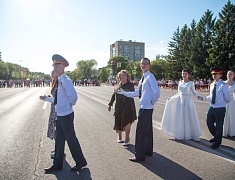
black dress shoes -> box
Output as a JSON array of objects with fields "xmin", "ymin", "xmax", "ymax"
[
  {"xmin": 71, "ymin": 162, "xmax": 87, "ymax": 171},
  {"xmin": 209, "ymin": 138, "xmax": 215, "ymax": 143},
  {"xmin": 210, "ymin": 143, "xmax": 220, "ymax": 149},
  {"xmin": 129, "ymin": 157, "xmax": 145, "ymax": 162},
  {"xmin": 44, "ymin": 165, "xmax": 62, "ymax": 172}
]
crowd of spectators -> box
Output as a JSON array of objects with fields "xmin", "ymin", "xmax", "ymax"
[
  {"xmin": 0, "ymin": 79, "xmax": 51, "ymax": 88},
  {"xmin": 72, "ymin": 79, "xmax": 101, "ymax": 86},
  {"xmin": 1, "ymin": 77, "xmax": 212, "ymax": 92},
  {"xmin": 158, "ymin": 78, "xmax": 212, "ymax": 91},
  {"xmin": 107, "ymin": 78, "xmax": 212, "ymax": 92}
]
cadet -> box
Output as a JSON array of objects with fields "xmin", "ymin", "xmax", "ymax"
[{"xmin": 198, "ymin": 67, "xmax": 230, "ymax": 149}]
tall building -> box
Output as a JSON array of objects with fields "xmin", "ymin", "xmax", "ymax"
[{"xmin": 110, "ymin": 40, "xmax": 145, "ymax": 61}]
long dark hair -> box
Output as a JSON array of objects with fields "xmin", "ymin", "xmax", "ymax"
[{"xmin": 50, "ymin": 71, "xmax": 58, "ymax": 94}]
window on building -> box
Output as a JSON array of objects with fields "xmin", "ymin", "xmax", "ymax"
[
  {"xmin": 124, "ymin": 45, "xmax": 129, "ymax": 53},
  {"xmin": 135, "ymin": 45, "xmax": 140, "ymax": 50},
  {"xmin": 112, "ymin": 47, "xmax": 116, "ymax": 56}
]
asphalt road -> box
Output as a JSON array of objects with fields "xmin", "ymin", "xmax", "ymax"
[{"xmin": 0, "ymin": 85, "xmax": 234, "ymax": 180}]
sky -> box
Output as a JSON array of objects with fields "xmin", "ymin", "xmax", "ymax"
[{"xmin": 0, "ymin": 0, "xmax": 234, "ymax": 75}]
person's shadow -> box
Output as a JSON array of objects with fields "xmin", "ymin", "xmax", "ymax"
[
  {"xmin": 223, "ymin": 135, "xmax": 235, "ymax": 141},
  {"xmin": 171, "ymin": 138, "xmax": 235, "ymax": 161},
  {"xmin": 125, "ymin": 144, "xmax": 202, "ymax": 179},
  {"xmin": 45, "ymin": 159, "xmax": 92, "ymax": 180}
]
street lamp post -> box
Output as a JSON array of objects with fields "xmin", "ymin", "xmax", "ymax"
[{"xmin": 133, "ymin": 65, "xmax": 137, "ymax": 80}]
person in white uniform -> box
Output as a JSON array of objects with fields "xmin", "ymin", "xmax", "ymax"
[
  {"xmin": 43, "ymin": 54, "xmax": 87, "ymax": 172},
  {"xmin": 117, "ymin": 58, "xmax": 160, "ymax": 162},
  {"xmin": 198, "ymin": 67, "xmax": 230, "ymax": 149}
]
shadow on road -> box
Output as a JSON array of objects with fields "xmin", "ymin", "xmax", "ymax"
[
  {"xmin": 45, "ymin": 159, "xmax": 92, "ymax": 180},
  {"xmin": 125, "ymin": 144, "xmax": 202, "ymax": 179},
  {"xmin": 223, "ymin": 135, "xmax": 235, "ymax": 141},
  {"xmin": 170, "ymin": 138, "xmax": 235, "ymax": 162}
]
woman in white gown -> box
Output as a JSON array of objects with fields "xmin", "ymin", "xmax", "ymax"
[
  {"xmin": 223, "ymin": 70, "xmax": 235, "ymax": 137},
  {"xmin": 161, "ymin": 69, "xmax": 201, "ymax": 141}
]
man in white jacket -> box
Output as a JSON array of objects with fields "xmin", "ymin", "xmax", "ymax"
[
  {"xmin": 42, "ymin": 54, "xmax": 87, "ymax": 172},
  {"xmin": 117, "ymin": 58, "xmax": 160, "ymax": 162}
]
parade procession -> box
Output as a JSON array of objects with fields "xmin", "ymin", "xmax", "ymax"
[{"xmin": 0, "ymin": 0, "xmax": 235, "ymax": 179}]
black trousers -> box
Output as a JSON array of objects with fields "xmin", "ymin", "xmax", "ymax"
[
  {"xmin": 206, "ymin": 107, "xmax": 226, "ymax": 145},
  {"xmin": 135, "ymin": 109, "xmax": 153, "ymax": 160},
  {"xmin": 53, "ymin": 112, "xmax": 86, "ymax": 168}
]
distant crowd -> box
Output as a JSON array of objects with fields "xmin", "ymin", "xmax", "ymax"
[
  {"xmin": 72, "ymin": 79, "xmax": 100, "ymax": 86},
  {"xmin": 0, "ymin": 79, "xmax": 51, "ymax": 88},
  {"xmin": 107, "ymin": 78, "xmax": 213, "ymax": 92},
  {"xmin": 1, "ymin": 77, "xmax": 213, "ymax": 91},
  {"xmin": 0, "ymin": 78, "xmax": 101, "ymax": 88},
  {"xmin": 158, "ymin": 78, "xmax": 212, "ymax": 91}
]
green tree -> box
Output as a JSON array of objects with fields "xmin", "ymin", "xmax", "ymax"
[
  {"xmin": 150, "ymin": 57, "xmax": 168, "ymax": 80},
  {"xmin": 66, "ymin": 71, "xmax": 78, "ymax": 81},
  {"xmin": 191, "ymin": 10, "xmax": 216, "ymax": 79},
  {"xmin": 125, "ymin": 60, "xmax": 142, "ymax": 80},
  {"xmin": 207, "ymin": 0, "xmax": 235, "ymax": 72},
  {"xmin": 167, "ymin": 27, "xmax": 185, "ymax": 80},
  {"xmin": 108, "ymin": 56, "xmax": 128, "ymax": 78},
  {"xmin": 76, "ymin": 59, "xmax": 98, "ymax": 79},
  {"xmin": 99, "ymin": 68, "xmax": 109, "ymax": 82},
  {"xmin": 0, "ymin": 61, "xmax": 8, "ymax": 79}
]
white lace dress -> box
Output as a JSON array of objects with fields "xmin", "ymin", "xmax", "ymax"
[
  {"xmin": 161, "ymin": 81, "xmax": 201, "ymax": 141},
  {"xmin": 223, "ymin": 83, "xmax": 235, "ymax": 137}
]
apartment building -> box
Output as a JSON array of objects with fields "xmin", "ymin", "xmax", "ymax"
[{"xmin": 110, "ymin": 40, "xmax": 145, "ymax": 61}]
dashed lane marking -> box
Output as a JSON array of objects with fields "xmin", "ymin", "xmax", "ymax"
[
  {"xmin": 153, "ymin": 120, "xmax": 161, "ymax": 130},
  {"xmin": 77, "ymin": 90, "xmax": 113, "ymax": 108}
]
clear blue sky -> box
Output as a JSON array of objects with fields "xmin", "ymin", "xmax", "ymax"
[{"xmin": 0, "ymin": 0, "xmax": 234, "ymax": 74}]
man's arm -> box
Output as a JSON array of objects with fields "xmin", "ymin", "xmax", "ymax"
[
  {"xmin": 149, "ymin": 74, "xmax": 160, "ymax": 104},
  {"xmin": 63, "ymin": 79, "xmax": 78, "ymax": 106},
  {"xmin": 123, "ymin": 89, "xmax": 139, "ymax": 98}
]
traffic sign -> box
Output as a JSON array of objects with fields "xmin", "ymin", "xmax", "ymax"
[
  {"xmin": 117, "ymin": 63, "xmax": 121, "ymax": 67},
  {"xmin": 132, "ymin": 70, "xmax": 136, "ymax": 74}
]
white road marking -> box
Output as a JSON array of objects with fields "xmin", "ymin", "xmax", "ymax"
[
  {"xmin": 157, "ymin": 101, "xmax": 166, "ymax": 105},
  {"xmin": 153, "ymin": 120, "xmax": 161, "ymax": 130},
  {"xmin": 43, "ymin": 102, "xmax": 47, "ymax": 109},
  {"xmin": 77, "ymin": 90, "xmax": 112, "ymax": 107}
]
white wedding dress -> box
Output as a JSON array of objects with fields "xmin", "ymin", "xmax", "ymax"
[
  {"xmin": 161, "ymin": 81, "xmax": 201, "ymax": 141},
  {"xmin": 223, "ymin": 83, "xmax": 235, "ymax": 137}
]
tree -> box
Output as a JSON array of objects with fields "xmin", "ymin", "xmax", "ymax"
[
  {"xmin": 150, "ymin": 57, "xmax": 168, "ymax": 80},
  {"xmin": 167, "ymin": 27, "xmax": 185, "ymax": 80},
  {"xmin": 0, "ymin": 61, "xmax": 8, "ymax": 79},
  {"xmin": 108, "ymin": 56, "xmax": 128, "ymax": 78},
  {"xmin": 76, "ymin": 59, "xmax": 98, "ymax": 79},
  {"xmin": 191, "ymin": 10, "xmax": 216, "ymax": 79},
  {"xmin": 207, "ymin": 0, "xmax": 235, "ymax": 72},
  {"xmin": 99, "ymin": 68, "xmax": 109, "ymax": 82}
]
